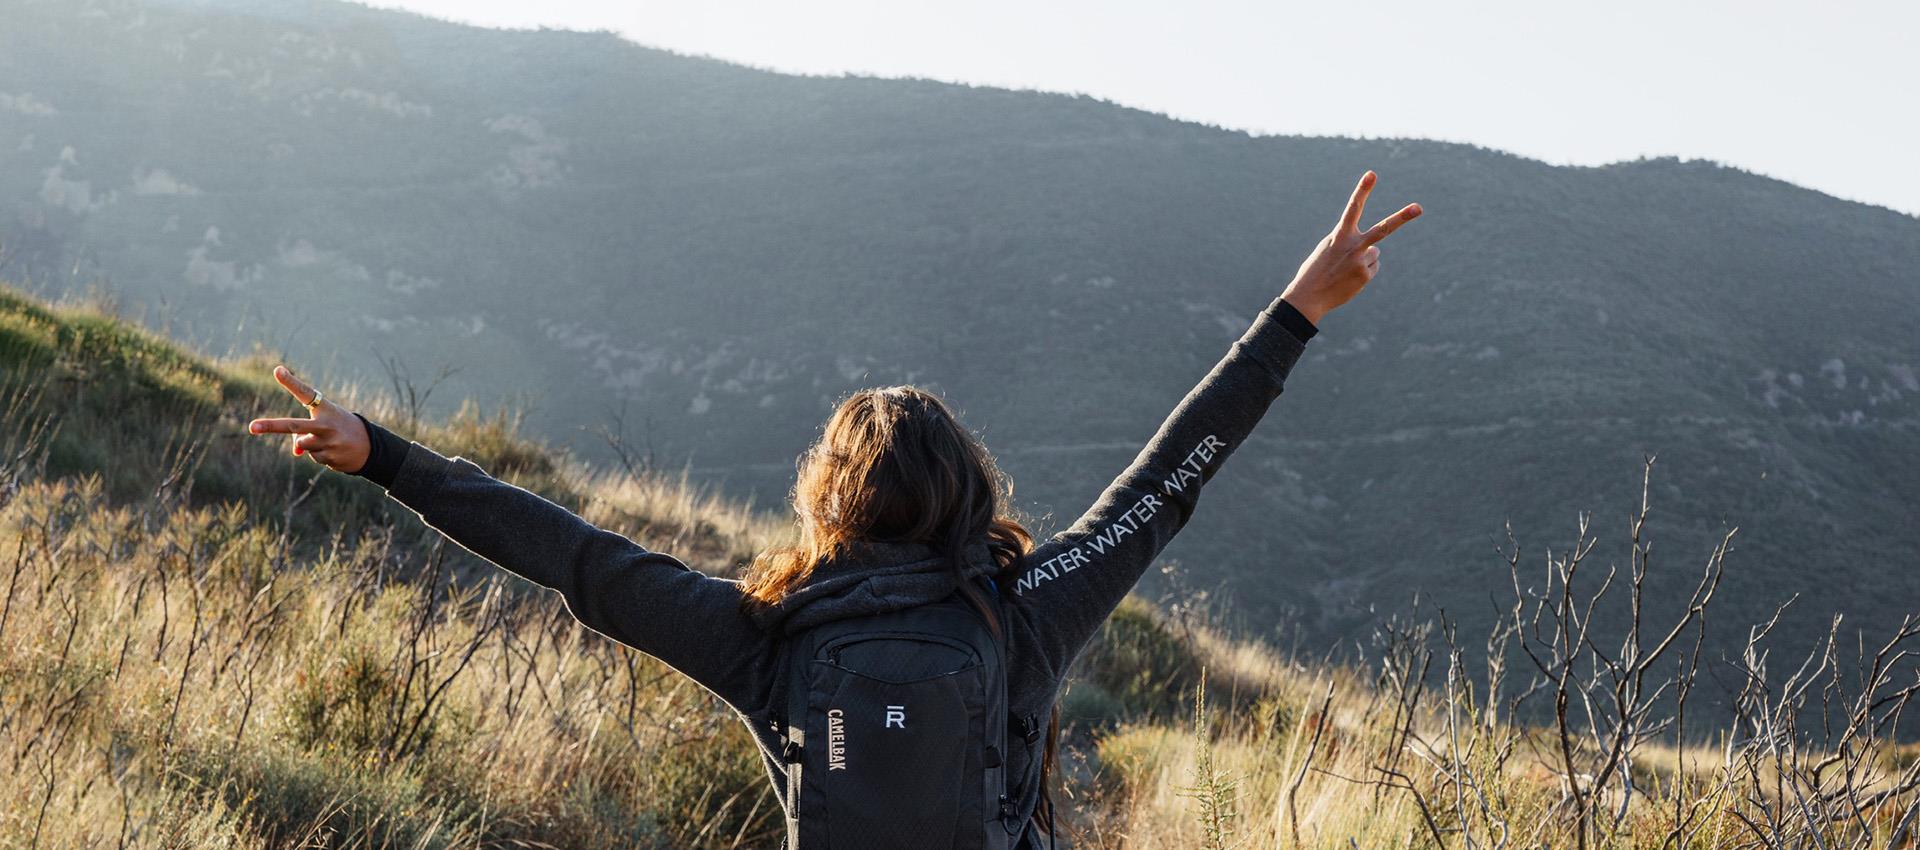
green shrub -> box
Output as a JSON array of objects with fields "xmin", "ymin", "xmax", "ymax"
[
  {"xmin": 172, "ymin": 740, "xmax": 478, "ymax": 850},
  {"xmin": 1072, "ymin": 595, "xmax": 1203, "ymax": 720},
  {"xmin": 1061, "ymin": 680, "xmax": 1131, "ymax": 731}
]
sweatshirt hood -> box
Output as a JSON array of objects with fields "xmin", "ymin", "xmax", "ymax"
[{"xmin": 747, "ymin": 539, "xmax": 1003, "ymax": 635}]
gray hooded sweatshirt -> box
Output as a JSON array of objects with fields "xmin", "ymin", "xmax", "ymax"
[{"xmin": 361, "ymin": 294, "xmax": 1315, "ymax": 846}]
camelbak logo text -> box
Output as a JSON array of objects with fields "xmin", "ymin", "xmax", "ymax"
[
  {"xmin": 885, "ymin": 705, "xmax": 906, "ymax": 729},
  {"xmin": 826, "ymin": 709, "xmax": 847, "ymax": 770},
  {"xmin": 1015, "ymin": 434, "xmax": 1227, "ymax": 595}
]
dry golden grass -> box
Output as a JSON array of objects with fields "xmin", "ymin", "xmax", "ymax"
[
  {"xmin": 1063, "ymin": 596, "xmax": 1920, "ymax": 849},
  {"xmin": 0, "ymin": 471, "xmax": 784, "ymax": 848}
]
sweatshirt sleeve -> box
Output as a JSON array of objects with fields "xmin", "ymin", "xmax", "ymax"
[
  {"xmin": 379, "ymin": 439, "xmax": 776, "ymax": 711},
  {"xmin": 1007, "ymin": 295, "xmax": 1315, "ymax": 677},
  {"xmin": 348, "ymin": 413, "xmax": 409, "ymax": 487}
]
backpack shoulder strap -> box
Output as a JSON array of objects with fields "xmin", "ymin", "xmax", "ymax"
[{"xmin": 774, "ymin": 631, "xmax": 812, "ymax": 849}]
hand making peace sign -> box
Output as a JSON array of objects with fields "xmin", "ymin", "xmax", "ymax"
[
  {"xmin": 1279, "ymin": 170, "xmax": 1422, "ymax": 324},
  {"xmin": 246, "ymin": 365, "xmax": 373, "ymax": 473}
]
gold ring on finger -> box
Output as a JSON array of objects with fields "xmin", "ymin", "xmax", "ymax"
[{"xmin": 304, "ymin": 390, "xmax": 325, "ymax": 411}]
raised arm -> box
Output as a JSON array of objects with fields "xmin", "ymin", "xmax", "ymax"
[
  {"xmin": 1008, "ymin": 171, "xmax": 1421, "ymax": 675},
  {"xmin": 247, "ymin": 369, "xmax": 775, "ymax": 710}
]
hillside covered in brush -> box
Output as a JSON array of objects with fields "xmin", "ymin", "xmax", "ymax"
[
  {"xmin": 2, "ymin": 0, "xmax": 1918, "ymax": 670},
  {"xmin": 6, "ymin": 285, "xmax": 1920, "ymax": 849}
]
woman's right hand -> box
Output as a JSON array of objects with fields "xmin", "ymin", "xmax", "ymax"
[
  {"xmin": 1280, "ymin": 170, "xmax": 1422, "ymax": 324},
  {"xmin": 246, "ymin": 364, "xmax": 373, "ymax": 474}
]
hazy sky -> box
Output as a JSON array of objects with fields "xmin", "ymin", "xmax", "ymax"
[{"xmin": 366, "ymin": 0, "xmax": 1918, "ymax": 216}]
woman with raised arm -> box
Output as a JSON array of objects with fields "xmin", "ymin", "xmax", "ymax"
[{"xmin": 248, "ymin": 171, "xmax": 1419, "ymax": 850}]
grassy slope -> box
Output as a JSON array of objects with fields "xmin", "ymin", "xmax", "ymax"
[{"xmin": 4, "ymin": 281, "xmax": 1919, "ymax": 849}]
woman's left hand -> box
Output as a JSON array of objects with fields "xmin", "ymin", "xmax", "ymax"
[
  {"xmin": 246, "ymin": 364, "xmax": 371, "ymax": 474},
  {"xmin": 1280, "ymin": 170, "xmax": 1421, "ymax": 324}
]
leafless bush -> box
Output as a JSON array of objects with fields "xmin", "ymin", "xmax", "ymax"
[
  {"xmin": 588, "ymin": 397, "xmax": 660, "ymax": 482},
  {"xmin": 1321, "ymin": 454, "xmax": 1920, "ymax": 849},
  {"xmin": 0, "ymin": 374, "xmax": 56, "ymax": 507},
  {"xmin": 1716, "ymin": 605, "xmax": 1920, "ymax": 848},
  {"xmin": 375, "ymin": 352, "xmax": 460, "ymax": 431}
]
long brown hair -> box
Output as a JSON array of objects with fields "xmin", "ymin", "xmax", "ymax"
[
  {"xmin": 741, "ymin": 385, "xmax": 1031, "ymax": 602},
  {"xmin": 739, "ymin": 385, "xmax": 1062, "ymax": 835}
]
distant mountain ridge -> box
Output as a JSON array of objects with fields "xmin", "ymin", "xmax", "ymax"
[{"xmin": 3, "ymin": 0, "xmax": 1917, "ymax": 659}]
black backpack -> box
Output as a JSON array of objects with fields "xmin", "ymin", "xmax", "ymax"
[{"xmin": 775, "ymin": 578, "xmax": 1022, "ymax": 849}]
